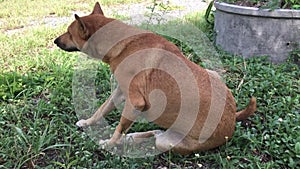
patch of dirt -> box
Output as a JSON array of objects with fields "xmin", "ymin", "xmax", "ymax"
[
  {"xmin": 152, "ymin": 153, "xmax": 208, "ymax": 169},
  {"xmin": 3, "ymin": 16, "xmax": 73, "ymax": 35},
  {"xmin": 33, "ymin": 149, "xmax": 63, "ymax": 168},
  {"xmin": 0, "ymin": 157, "xmax": 5, "ymax": 165},
  {"xmin": 252, "ymin": 149, "xmax": 273, "ymax": 163},
  {"xmin": 3, "ymin": 0, "xmax": 208, "ymax": 35}
]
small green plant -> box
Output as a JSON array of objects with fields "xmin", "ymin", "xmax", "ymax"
[
  {"xmin": 288, "ymin": 48, "xmax": 300, "ymax": 66},
  {"xmin": 145, "ymin": 0, "xmax": 185, "ymax": 26}
]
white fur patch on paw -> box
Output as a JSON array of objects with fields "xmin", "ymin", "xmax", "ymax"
[
  {"xmin": 99, "ymin": 139, "xmax": 109, "ymax": 145},
  {"xmin": 76, "ymin": 119, "xmax": 89, "ymax": 127},
  {"xmin": 99, "ymin": 139, "xmax": 110, "ymax": 149}
]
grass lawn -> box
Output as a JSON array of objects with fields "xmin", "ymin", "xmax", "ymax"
[{"xmin": 0, "ymin": 0, "xmax": 299, "ymax": 168}]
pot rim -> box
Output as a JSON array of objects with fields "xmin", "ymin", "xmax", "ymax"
[{"xmin": 214, "ymin": 1, "xmax": 300, "ymax": 18}]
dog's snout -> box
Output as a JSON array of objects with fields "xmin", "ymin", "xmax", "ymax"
[{"xmin": 53, "ymin": 36, "xmax": 80, "ymax": 52}]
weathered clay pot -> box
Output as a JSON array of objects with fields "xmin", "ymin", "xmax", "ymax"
[{"xmin": 214, "ymin": 1, "xmax": 300, "ymax": 63}]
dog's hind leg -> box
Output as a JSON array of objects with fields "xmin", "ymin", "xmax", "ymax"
[
  {"xmin": 76, "ymin": 86, "xmax": 124, "ymax": 127},
  {"xmin": 117, "ymin": 129, "xmax": 200, "ymax": 155},
  {"xmin": 155, "ymin": 130, "xmax": 200, "ymax": 155},
  {"xmin": 124, "ymin": 130, "xmax": 163, "ymax": 143}
]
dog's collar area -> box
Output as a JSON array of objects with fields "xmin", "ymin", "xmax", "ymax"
[{"xmin": 82, "ymin": 20, "xmax": 151, "ymax": 60}]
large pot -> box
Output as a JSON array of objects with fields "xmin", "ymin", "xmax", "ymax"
[{"xmin": 214, "ymin": 1, "xmax": 300, "ymax": 63}]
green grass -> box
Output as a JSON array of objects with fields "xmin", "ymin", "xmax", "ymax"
[{"xmin": 1, "ymin": 0, "xmax": 300, "ymax": 168}]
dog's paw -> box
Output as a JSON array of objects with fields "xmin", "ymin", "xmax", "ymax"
[
  {"xmin": 99, "ymin": 139, "xmax": 109, "ymax": 145},
  {"xmin": 99, "ymin": 139, "xmax": 111, "ymax": 149},
  {"xmin": 76, "ymin": 119, "xmax": 90, "ymax": 127}
]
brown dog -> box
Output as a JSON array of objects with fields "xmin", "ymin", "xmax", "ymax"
[{"xmin": 54, "ymin": 2, "xmax": 256, "ymax": 155}]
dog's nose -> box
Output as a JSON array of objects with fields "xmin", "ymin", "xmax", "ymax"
[{"xmin": 54, "ymin": 38, "xmax": 59, "ymax": 44}]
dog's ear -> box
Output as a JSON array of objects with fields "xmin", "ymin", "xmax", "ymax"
[
  {"xmin": 75, "ymin": 14, "xmax": 89, "ymax": 39},
  {"xmin": 91, "ymin": 2, "xmax": 104, "ymax": 15}
]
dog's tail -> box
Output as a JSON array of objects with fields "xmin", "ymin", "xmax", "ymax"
[{"xmin": 236, "ymin": 97, "xmax": 257, "ymax": 121}]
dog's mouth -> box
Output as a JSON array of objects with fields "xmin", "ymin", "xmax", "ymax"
[
  {"xmin": 61, "ymin": 46, "xmax": 80, "ymax": 52},
  {"xmin": 54, "ymin": 38, "xmax": 80, "ymax": 52}
]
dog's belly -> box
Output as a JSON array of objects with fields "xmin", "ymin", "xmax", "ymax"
[{"xmin": 140, "ymin": 66, "xmax": 236, "ymax": 143}]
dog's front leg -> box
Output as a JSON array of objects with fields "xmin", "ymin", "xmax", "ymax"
[
  {"xmin": 76, "ymin": 86, "xmax": 124, "ymax": 127},
  {"xmin": 107, "ymin": 94, "xmax": 145, "ymax": 145}
]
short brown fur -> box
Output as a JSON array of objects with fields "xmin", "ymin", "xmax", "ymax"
[{"xmin": 54, "ymin": 2, "xmax": 256, "ymax": 155}]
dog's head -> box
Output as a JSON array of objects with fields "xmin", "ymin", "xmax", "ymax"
[{"xmin": 54, "ymin": 2, "xmax": 111, "ymax": 52}]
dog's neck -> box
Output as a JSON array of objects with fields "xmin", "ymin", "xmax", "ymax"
[{"xmin": 81, "ymin": 20, "xmax": 151, "ymax": 66}]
